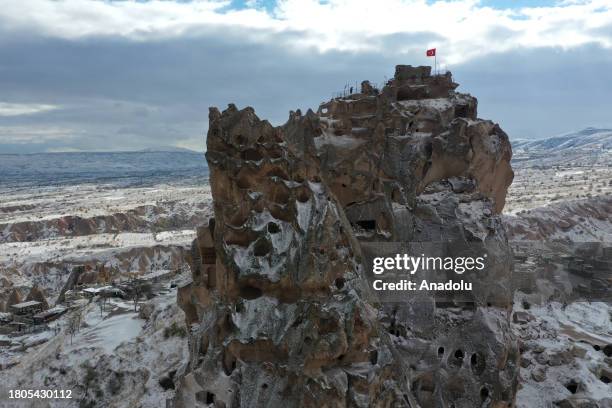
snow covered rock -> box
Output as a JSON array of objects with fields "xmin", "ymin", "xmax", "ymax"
[
  {"xmin": 175, "ymin": 65, "xmax": 518, "ymax": 407},
  {"xmin": 174, "ymin": 103, "xmax": 415, "ymax": 407}
]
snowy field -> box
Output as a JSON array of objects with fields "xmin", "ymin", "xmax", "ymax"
[
  {"xmin": 0, "ymin": 151, "xmax": 211, "ymax": 311},
  {"xmin": 0, "ymin": 182, "xmax": 211, "ymax": 307},
  {"xmin": 507, "ymin": 130, "xmax": 612, "ymax": 215},
  {"xmin": 0, "ymin": 138, "xmax": 610, "ymax": 407},
  {"xmin": 0, "ymin": 282, "xmax": 189, "ymax": 407},
  {"xmin": 514, "ymin": 296, "xmax": 612, "ymax": 406},
  {"xmin": 507, "ymin": 132, "xmax": 612, "ymax": 406},
  {"xmin": 0, "ymin": 183, "xmax": 211, "ymax": 225}
]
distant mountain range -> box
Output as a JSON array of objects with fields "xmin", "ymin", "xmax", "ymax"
[
  {"xmin": 0, "ymin": 150, "xmax": 208, "ymax": 189},
  {"xmin": 137, "ymin": 146, "xmax": 199, "ymax": 153},
  {"xmin": 512, "ymin": 128, "xmax": 612, "ymax": 152},
  {"xmin": 0, "ymin": 144, "xmax": 201, "ymax": 155}
]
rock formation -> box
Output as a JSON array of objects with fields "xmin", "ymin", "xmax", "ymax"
[
  {"xmin": 504, "ymin": 196, "xmax": 612, "ymax": 242},
  {"xmin": 25, "ymin": 285, "xmax": 49, "ymax": 310},
  {"xmin": 175, "ymin": 65, "xmax": 518, "ymax": 407},
  {"xmin": 3, "ymin": 288, "xmax": 22, "ymax": 312}
]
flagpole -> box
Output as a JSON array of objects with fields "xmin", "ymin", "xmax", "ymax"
[{"xmin": 426, "ymin": 48, "xmax": 437, "ymax": 74}]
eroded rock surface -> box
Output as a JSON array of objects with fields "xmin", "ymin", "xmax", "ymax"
[
  {"xmin": 504, "ymin": 196, "xmax": 612, "ymax": 242},
  {"xmin": 175, "ymin": 104, "xmax": 415, "ymax": 407},
  {"xmin": 175, "ymin": 65, "xmax": 518, "ymax": 407}
]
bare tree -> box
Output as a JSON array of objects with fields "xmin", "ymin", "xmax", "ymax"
[
  {"xmin": 98, "ymin": 297, "xmax": 105, "ymax": 317},
  {"xmin": 133, "ymin": 283, "xmax": 141, "ymax": 313},
  {"xmin": 67, "ymin": 308, "xmax": 83, "ymax": 345}
]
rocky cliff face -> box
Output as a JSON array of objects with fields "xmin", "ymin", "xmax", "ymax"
[
  {"xmin": 504, "ymin": 196, "xmax": 612, "ymax": 242},
  {"xmin": 174, "ymin": 65, "xmax": 518, "ymax": 407}
]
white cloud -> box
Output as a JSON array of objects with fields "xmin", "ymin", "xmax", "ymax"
[
  {"xmin": 0, "ymin": 0, "xmax": 275, "ymax": 39},
  {"xmin": 0, "ymin": 102, "xmax": 59, "ymax": 117},
  {"xmin": 1, "ymin": 1, "xmax": 611, "ymax": 152},
  {"xmin": 0, "ymin": 0, "xmax": 610, "ymax": 63}
]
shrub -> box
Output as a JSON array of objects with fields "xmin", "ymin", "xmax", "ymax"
[{"xmin": 163, "ymin": 322, "xmax": 187, "ymax": 338}]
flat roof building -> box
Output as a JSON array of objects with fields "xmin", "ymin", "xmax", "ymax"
[{"xmin": 10, "ymin": 300, "xmax": 44, "ymax": 316}]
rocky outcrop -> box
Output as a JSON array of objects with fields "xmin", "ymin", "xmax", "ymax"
[
  {"xmin": 512, "ymin": 296, "xmax": 612, "ymax": 407},
  {"xmin": 504, "ymin": 196, "xmax": 612, "ymax": 242},
  {"xmin": 2, "ymin": 288, "xmax": 22, "ymax": 312},
  {"xmin": 175, "ymin": 104, "xmax": 415, "ymax": 407},
  {"xmin": 0, "ymin": 244, "xmax": 190, "ymax": 308},
  {"xmin": 0, "ymin": 202, "xmax": 211, "ymax": 243},
  {"xmin": 24, "ymin": 285, "xmax": 49, "ymax": 309},
  {"xmin": 175, "ymin": 65, "xmax": 518, "ymax": 407}
]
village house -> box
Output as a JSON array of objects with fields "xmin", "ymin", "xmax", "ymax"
[
  {"xmin": 33, "ymin": 305, "xmax": 68, "ymax": 324},
  {"xmin": 82, "ymin": 285, "xmax": 126, "ymax": 299},
  {"xmin": 10, "ymin": 300, "xmax": 44, "ymax": 316}
]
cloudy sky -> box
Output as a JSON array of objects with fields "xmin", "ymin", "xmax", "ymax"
[{"xmin": 1, "ymin": 0, "xmax": 611, "ymax": 153}]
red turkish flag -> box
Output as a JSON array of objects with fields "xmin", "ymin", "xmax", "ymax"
[{"xmin": 426, "ymin": 48, "xmax": 436, "ymax": 57}]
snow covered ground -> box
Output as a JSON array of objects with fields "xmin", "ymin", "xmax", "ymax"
[
  {"xmin": 513, "ymin": 295, "xmax": 612, "ymax": 407},
  {"xmin": 0, "ymin": 283, "xmax": 189, "ymax": 408},
  {"xmin": 0, "ymin": 153, "xmax": 205, "ymax": 406},
  {"xmin": 507, "ymin": 129, "xmax": 612, "ymax": 215},
  {"xmin": 0, "ymin": 183, "xmax": 212, "ymax": 242},
  {"xmin": 506, "ymin": 163, "xmax": 612, "ymax": 215},
  {"xmin": 0, "ymin": 180, "xmax": 211, "ymax": 308},
  {"xmin": 0, "ymin": 133, "xmax": 610, "ymax": 407},
  {"xmin": 0, "ymin": 230, "xmax": 196, "ymax": 264},
  {"xmin": 506, "ymin": 130, "xmax": 612, "ymax": 407}
]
